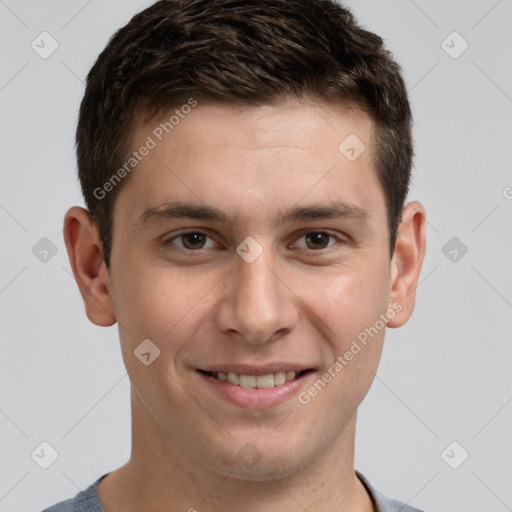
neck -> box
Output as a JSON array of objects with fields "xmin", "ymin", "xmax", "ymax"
[{"xmin": 98, "ymin": 388, "xmax": 374, "ymax": 512}]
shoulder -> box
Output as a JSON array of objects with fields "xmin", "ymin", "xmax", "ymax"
[
  {"xmin": 356, "ymin": 470, "xmax": 427, "ymax": 512},
  {"xmin": 41, "ymin": 474, "xmax": 108, "ymax": 512},
  {"xmin": 42, "ymin": 498, "xmax": 77, "ymax": 512}
]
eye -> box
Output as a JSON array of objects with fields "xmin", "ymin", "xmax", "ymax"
[
  {"xmin": 293, "ymin": 231, "xmax": 344, "ymax": 251},
  {"xmin": 164, "ymin": 231, "xmax": 218, "ymax": 251},
  {"xmin": 162, "ymin": 229, "xmax": 346, "ymax": 254}
]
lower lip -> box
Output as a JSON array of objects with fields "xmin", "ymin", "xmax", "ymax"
[{"xmin": 197, "ymin": 371, "xmax": 313, "ymax": 409}]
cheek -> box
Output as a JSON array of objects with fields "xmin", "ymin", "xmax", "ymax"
[
  {"xmin": 298, "ymin": 257, "xmax": 390, "ymax": 347},
  {"xmin": 113, "ymin": 263, "xmax": 225, "ymax": 371},
  {"xmin": 296, "ymin": 265, "xmax": 389, "ymax": 424}
]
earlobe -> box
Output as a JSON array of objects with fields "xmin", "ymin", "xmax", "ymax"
[
  {"xmin": 63, "ymin": 206, "xmax": 116, "ymax": 327},
  {"xmin": 387, "ymin": 201, "xmax": 426, "ymax": 328}
]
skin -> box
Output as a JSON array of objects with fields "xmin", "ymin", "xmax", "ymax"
[{"xmin": 63, "ymin": 98, "xmax": 426, "ymax": 512}]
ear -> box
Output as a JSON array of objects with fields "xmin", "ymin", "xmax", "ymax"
[
  {"xmin": 387, "ymin": 201, "xmax": 426, "ymax": 328},
  {"xmin": 63, "ymin": 206, "xmax": 116, "ymax": 326}
]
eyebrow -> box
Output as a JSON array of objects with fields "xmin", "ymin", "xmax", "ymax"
[{"xmin": 135, "ymin": 199, "xmax": 370, "ymax": 230}]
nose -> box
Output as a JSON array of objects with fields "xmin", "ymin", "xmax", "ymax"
[{"xmin": 215, "ymin": 246, "xmax": 299, "ymax": 345}]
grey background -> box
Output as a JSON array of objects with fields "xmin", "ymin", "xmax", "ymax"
[{"xmin": 0, "ymin": 0, "xmax": 511, "ymax": 510}]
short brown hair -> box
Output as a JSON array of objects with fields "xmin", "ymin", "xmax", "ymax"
[{"xmin": 76, "ymin": 0, "xmax": 413, "ymax": 269}]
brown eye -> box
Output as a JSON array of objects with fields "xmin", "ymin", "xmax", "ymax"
[
  {"xmin": 294, "ymin": 231, "xmax": 340, "ymax": 251},
  {"xmin": 181, "ymin": 232, "xmax": 207, "ymax": 250},
  {"xmin": 304, "ymin": 232, "xmax": 331, "ymax": 250},
  {"xmin": 165, "ymin": 231, "xmax": 217, "ymax": 251}
]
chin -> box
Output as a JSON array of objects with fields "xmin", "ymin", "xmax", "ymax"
[{"xmin": 202, "ymin": 438, "xmax": 309, "ymax": 482}]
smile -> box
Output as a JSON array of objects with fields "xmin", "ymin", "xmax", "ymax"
[
  {"xmin": 198, "ymin": 370, "xmax": 308, "ymax": 388},
  {"xmin": 196, "ymin": 368, "xmax": 314, "ymax": 408}
]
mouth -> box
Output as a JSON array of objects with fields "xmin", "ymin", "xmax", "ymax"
[
  {"xmin": 197, "ymin": 369, "xmax": 313, "ymax": 389},
  {"xmin": 196, "ymin": 366, "xmax": 315, "ymax": 408}
]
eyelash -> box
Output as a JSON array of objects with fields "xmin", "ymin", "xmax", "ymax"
[{"xmin": 162, "ymin": 229, "xmax": 347, "ymax": 254}]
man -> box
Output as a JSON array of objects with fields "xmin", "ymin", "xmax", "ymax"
[{"xmin": 45, "ymin": 0, "xmax": 427, "ymax": 510}]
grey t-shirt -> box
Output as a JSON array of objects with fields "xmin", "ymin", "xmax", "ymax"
[{"xmin": 42, "ymin": 470, "xmax": 425, "ymax": 511}]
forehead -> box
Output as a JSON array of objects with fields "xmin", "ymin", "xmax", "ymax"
[{"xmin": 114, "ymin": 99, "xmax": 385, "ymax": 230}]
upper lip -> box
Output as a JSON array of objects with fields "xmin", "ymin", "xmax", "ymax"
[{"xmin": 197, "ymin": 363, "xmax": 313, "ymax": 376}]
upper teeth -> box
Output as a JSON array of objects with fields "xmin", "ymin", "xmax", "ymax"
[{"xmin": 215, "ymin": 371, "xmax": 300, "ymax": 388}]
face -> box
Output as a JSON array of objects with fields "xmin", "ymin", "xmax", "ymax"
[{"xmin": 104, "ymin": 100, "xmax": 399, "ymax": 479}]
